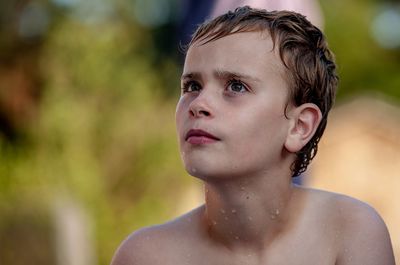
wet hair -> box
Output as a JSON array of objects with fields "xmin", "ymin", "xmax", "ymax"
[{"xmin": 185, "ymin": 6, "xmax": 339, "ymax": 177}]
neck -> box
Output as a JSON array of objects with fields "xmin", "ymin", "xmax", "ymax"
[{"xmin": 202, "ymin": 171, "xmax": 295, "ymax": 250}]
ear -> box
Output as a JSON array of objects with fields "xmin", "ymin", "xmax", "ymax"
[{"xmin": 284, "ymin": 103, "xmax": 322, "ymax": 153}]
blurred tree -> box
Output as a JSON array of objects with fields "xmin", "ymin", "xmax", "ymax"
[
  {"xmin": 0, "ymin": 0, "xmax": 48, "ymax": 141},
  {"xmin": 0, "ymin": 1, "xmax": 187, "ymax": 264},
  {"xmin": 320, "ymin": 0, "xmax": 400, "ymax": 101},
  {"xmin": 1, "ymin": 0, "xmax": 400, "ymax": 264}
]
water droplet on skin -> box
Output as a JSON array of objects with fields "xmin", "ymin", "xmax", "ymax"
[
  {"xmin": 240, "ymin": 186, "xmax": 245, "ymax": 190},
  {"xmin": 235, "ymin": 236, "xmax": 240, "ymax": 240},
  {"xmin": 224, "ymin": 216, "xmax": 228, "ymax": 220},
  {"xmin": 220, "ymin": 209, "xmax": 226, "ymax": 214},
  {"xmin": 269, "ymin": 208, "xmax": 280, "ymax": 220},
  {"xmin": 231, "ymin": 209, "xmax": 237, "ymax": 214},
  {"xmin": 212, "ymin": 220, "xmax": 217, "ymax": 225},
  {"xmin": 191, "ymin": 168, "xmax": 197, "ymax": 173},
  {"xmin": 248, "ymin": 216, "xmax": 253, "ymax": 221}
]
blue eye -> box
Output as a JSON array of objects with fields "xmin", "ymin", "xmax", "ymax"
[
  {"xmin": 182, "ymin": 81, "xmax": 201, "ymax": 93},
  {"xmin": 227, "ymin": 79, "xmax": 248, "ymax": 93}
]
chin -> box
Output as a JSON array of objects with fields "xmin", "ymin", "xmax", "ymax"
[
  {"xmin": 183, "ymin": 160, "xmax": 246, "ymax": 181},
  {"xmin": 183, "ymin": 160, "xmax": 213, "ymax": 179},
  {"xmin": 183, "ymin": 160, "xmax": 222, "ymax": 180}
]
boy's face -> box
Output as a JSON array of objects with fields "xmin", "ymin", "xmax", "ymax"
[{"xmin": 176, "ymin": 31, "xmax": 293, "ymax": 179}]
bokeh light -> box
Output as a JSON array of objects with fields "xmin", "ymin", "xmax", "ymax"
[{"xmin": 371, "ymin": 4, "xmax": 400, "ymax": 49}]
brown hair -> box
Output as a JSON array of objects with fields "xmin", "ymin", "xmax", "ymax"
[{"xmin": 185, "ymin": 6, "xmax": 339, "ymax": 177}]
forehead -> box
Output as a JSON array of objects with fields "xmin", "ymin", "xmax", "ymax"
[{"xmin": 184, "ymin": 31, "xmax": 285, "ymax": 78}]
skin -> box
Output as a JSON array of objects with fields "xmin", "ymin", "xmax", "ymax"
[{"xmin": 111, "ymin": 31, "xmax": 395, "ymax": 265}]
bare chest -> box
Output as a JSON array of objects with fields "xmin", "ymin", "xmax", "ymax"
[{"xmin": 156, "ymin": 235, "xmax": 337, "ymax": 265}]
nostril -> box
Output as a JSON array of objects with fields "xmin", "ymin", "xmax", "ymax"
[
  {"xmin": 199, "ymin": 110, "xmax": 210, "ymax": 116},
  {"xmin": 189, "ymin": 107, "xmax": 211, "ymax": 118}
]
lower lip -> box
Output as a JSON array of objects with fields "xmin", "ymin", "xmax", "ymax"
[{"xmin": 187, "ymin": 136, "xmax": 219, "ymax": 145}]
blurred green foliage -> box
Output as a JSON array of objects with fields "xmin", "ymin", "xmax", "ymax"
[
  {"xmin": 0, "ymin": 0, "xmax": 399, "ymax": 264},
  {"xmin": 320, "ymin": 0, "xmax": 400, "ymax": 101},
  {"xmin": 0, "ymin": 1, "xmax": 189, "ymax": 264}
]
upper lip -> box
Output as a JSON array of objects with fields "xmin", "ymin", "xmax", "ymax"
[{"xmin": 185, "ymin": 129, "xmax": 220, "ymax": 141}]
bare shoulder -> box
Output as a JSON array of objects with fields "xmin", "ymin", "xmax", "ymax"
[
  {"xmin": 110, "ymin": 206, "xmax": 205, "ymax": 265},
  {"xmin": 110, "ymin": 225, "xmax": 162, "ymax": 265},
  {"xmin": 298, "ymin": 187, "xmax": 395, "ymax": 265},
  {"xmin": 332, "ymin": 193, "xmax": 395, "ymax": 265}
]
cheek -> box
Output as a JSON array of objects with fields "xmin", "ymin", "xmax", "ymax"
[
  {"xmin": 175, "ymin": 97, "xmax": 186, "ymax": 128},
  {"xmin": 229, "ymin": 106, "xmax": 288, "ymax": 154},
  {"xmin": 175, "ymin": 96, "xmax": 193, "ymax": 150},
  {"xmin": 237, "ymin": 105, "xmax": 285, "ymax": 135}
]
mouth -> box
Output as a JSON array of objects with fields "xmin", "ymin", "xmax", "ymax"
[{"xmin": 185, "ymin": 129, "xmax": 220, "ymax": 144}]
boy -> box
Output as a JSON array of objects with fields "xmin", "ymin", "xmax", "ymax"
[{"xmin": 111, "ymin": 6, "xmax": 395, "ymax": 265}]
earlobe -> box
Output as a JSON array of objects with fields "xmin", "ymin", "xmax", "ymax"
[{"xmin": 284, "ymin": 103, "xmax": 322, "ymax": 153}]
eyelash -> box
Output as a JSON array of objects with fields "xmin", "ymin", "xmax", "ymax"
[
  {"xmin": 181, "ymin": 80, "xmax": 201, "ymax": 93},
  {"xmin": 226, "ymin": 78, "xmax": 249, "ymax": 93},
  {"xmin": 181, "ymin": 79, "xmax": 249, "ymax": 94}
]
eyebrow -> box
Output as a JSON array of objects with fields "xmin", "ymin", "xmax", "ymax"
[
  {"xmin": 181, "ymin": 70, "xmax": 261, "ymax": 83},
  {"xmin": 181, "ymin": 72, "xmax": 201, "ymax": 80},
  {"xmin": 215, "ymin": 69, "xmax": 261, "ymax": 83}
]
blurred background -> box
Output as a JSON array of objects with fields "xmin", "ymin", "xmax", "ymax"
[{"xmin": 0, "ymin": 0, "xmax": 399, "ymax": 264}]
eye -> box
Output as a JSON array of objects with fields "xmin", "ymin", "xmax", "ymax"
[
  {"xmin": 182, "ymin": 80, "xmax": 201, "ymax": 93},
  {"xmin": 227, "ymin": 79, "xmax": 248, "ymax": 93}
]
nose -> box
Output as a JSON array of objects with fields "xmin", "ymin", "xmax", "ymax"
[
  {"xmin": 190, "ymin": 107, "xmax": 211, "ymax": 118},
  {"xmin": 188, "ymin": 92, "xmax": 213, "ymax": 118}
]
